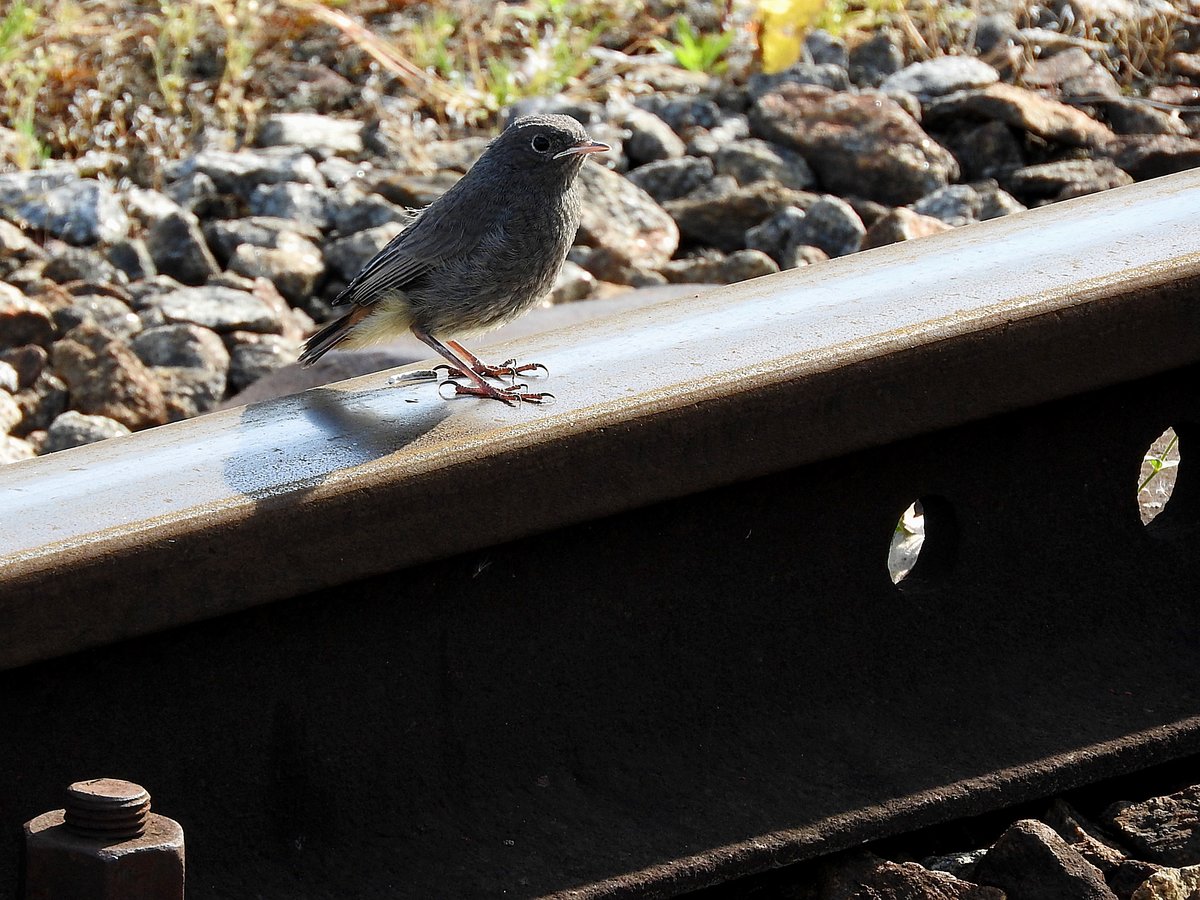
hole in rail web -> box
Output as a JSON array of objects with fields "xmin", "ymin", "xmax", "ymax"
[
  {"xmin": 1138, "ymin": 426, "xmax": 1180, "ymax": 526},
  {"xmin": 888, "ymin": 496, "xmax": 958, "ymax": 588}
]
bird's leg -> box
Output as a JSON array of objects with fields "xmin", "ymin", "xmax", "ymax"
[
  {"xmin": 432, "ymin": 340, "xmax": 549, "ymax": 382},
  {"xmin": 410, "ymin": 325, "xmax": 552, "ymax": 406}
]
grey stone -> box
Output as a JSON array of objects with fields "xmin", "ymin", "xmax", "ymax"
[
  {"xmin": 152, "ymin": 285, "xmax": 285, "ymax": 334},
  {"xmin": 123, "ymin": 186, "xmax": 184, "ymax": 229},
  {"xmin": 0, "ymin": 434, "xmax": 36, "ymax": 464},
  {"xmin": 0, "ymin": 344, "xmax": 47, "ymax": 389},
  {"xmin": 0, "ymin": 359, "xmax": 17, "ymax": 393},
  {"xmin": 973, "ymin": 819, "xmax": 1117, "ymax": 900},
  {"xmin": 818, "ymin": 850, "xmax": 1004, "ymax": 899},
  {"xmin": 789, "ymin": 195, "xmax": 865, "ymax": 258},
  {"xmin": 164, "ymin": 146, "xmax": 326, "ymax": 196},
  {"xmin": 323, "ymin": 222, "xmax": 405, "ymax": 282},
  {"xmin": 571, "ymin": 246, "xmax": 666, "ymax": 286},
  {"xmin": 0, "ymin": 166, "xmax": 80, "ymax": 208},
  {"xmin": 683, "ymin": 131, "xmax": 721, "ymax": 159},
  {"xmin": 1001, "ymin": 159, "xmax": 1134, "ymax": 202},
  {"xmin": 923, "ymin": 848, "xmax": 991, "ymax": 879},
  {"xmin": 576, "ymin": 162, "xmax": 679, "ymax": 267},
  {"xmin": 1131, "ymin": 864, "xmax": 1200, "ymax": 900},
  {"xmin": 504, "ymin": 96, "xmax": 604, "ymax": 126},
  {"xmin": 162, "ymin": 170, "xmax": 219, "ymax": 211},
  {"xmin": 55, "ymin": 294, "xmax": 142, "ymax": 341},
  {"xmin": 329, "ymin": 193, "xmax": 411, "ymax": 235},
  {"xmin": 547, "ymin": 260, "xmax": 596, "ymax": 304},
  {"xmin": 51, "ymin": 323, "xmax": 168, "ymax": 429},
  {"xmin": 1099, "ymin": 135, "xmax": 1200, "ymax": 181},
  {"xmin": 256, "ymin": 112, "xmax": 364, "ymax": 158},
  {"xmin": 937, "ymin": 119, "xmax": 1027, "ymax": 181},
  {"xmin": 976, "ymin": 181, "xmax": 1027, "ymax": 219},
  {"xmin": 44, "ymin": 410, "xmax": 131, "ymax": 452},
  {"xmin": 0, "ymin": 389, "xmax": 20, "ymax": 434},
  {"xmin": 425, "ymin": 137, "xmax": 492, "ymax": 173},
  {"xmin": 371, "ymin": 171, "xmax": 461, "ymax": 208},
  {"xmin": 862, "ymin": 207, "xmax": 954, "ymax": 250},
  {"xmin": 625, "ymin": 156, "xmax": 715, "ymax": 203},
  {"xmin": 1103, "ymin": 99, "xmax": 1191, "ymax": 137},
  {"xmin": 745, "ymin": 206, "xmax": 809, "ymax": 263},
  {"xmin": 11, "ymin": 370, "xmax": 68, "ymax": 435},
  {"xmin": 975, "ymin": 13, "xmax": 1020, "ymax": 55},
  {"xmin": 248, "ymin": 181, "xmax": 333, "ymax": 231},
  {"xmin": 665, "ymin": 178, "xmax": 818, "ymax": 252},
  {"xmin": 1043, "ymin": 799, "xmax": 1128, "ymax": 874},
  {"xmin": 151, "ymin": 364, "xmax": 228, "ymax": 421},
  {"xmin": 0, "ymin": 218, "xmax": 46, "ymax": 263},
  {"xmin": 131, "ymin": 323, "xmax": 230, "ymax": 372},
  {"xmin": 41, "ymin": 244, "xmax": 126, "ymax": 286},
  {"xmin": 203, "ymin": 216, "xmax": 322, "ymax": 263},
  {"xmin": 751, "ymin": 83, "xmax": 960, "ymax": 205},
  {"xmin": 1104, "ymin": 786, "xmax": 1200, "ymax": 867},
  {"xmin": 924, "ymin": 83, "xmax": 1115, "ymax": 147},
  {"xmin": 635, "ymin": 96, "xmax": 721, "ymax": 132},
  {"xmin": 317, "ymin": 156, "xmax": 373, "ymax": 189},
  {"xmin": 226, "ymin": 332, "xmax": 302, "ymax": 393},
  {"xmin": 0, "ymin": 283, "xmax": 54, "ymax": 349},
  {"xmin": 17, "ymin": 179, "xmax": 129, "ymax": 245},
  {"xmin": 748, "ymin": 62, "xmax": 851, "ymax": 98},
  {"xmin": 106, "ymin": 238, "xmax": 157, "ymax": 281},
  {"xmin": 714, "ymin": 138, "xmax": 816, "ymax": 189},
  {"xmin": 882, "ymin": 56, "xmax": 1000, "ymax": 98},
  {"xmin": 1026, "ymin": 47, "xmax": 1107, "ymax": 90},
  {"xmin": 229, "ymin": 233, "xmax": 325, "ymax": 304},
  {"xmin": 849, "ymin": 30, "xmax": 905, "ymax": 87},
  {"xmin": 912, "ymin": 184, "xmax": 984, "ymax": 226},
  {"xmin": 146, "ymin": 210, "xmax": 221, "ymax": 285},
  {"xmin": 622, "ymin": 108, "xmax": 687, "ymax": 165},
  {"xmin": 804, "ymin": 29, "xmax": 848, "ymax": 68},
  {"xmin": 658, "ymin": 249, "xmax": 779, "ymax": 284}
]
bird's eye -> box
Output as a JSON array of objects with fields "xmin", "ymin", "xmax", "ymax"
[{"xmin": 530, "ymin": 134, "xmax": 551, "ymax": 153}]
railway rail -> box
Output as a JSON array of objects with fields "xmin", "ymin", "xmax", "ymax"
[{"xmin": 2, "ymin": 168, "xmax": 1199, "ymax": 897}]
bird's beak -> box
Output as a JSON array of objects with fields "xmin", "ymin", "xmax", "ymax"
[{"xmin": 554, "ymin": 140, "xmax": 610, "ymax": 160}]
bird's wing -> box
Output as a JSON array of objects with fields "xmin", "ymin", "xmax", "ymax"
[{"xmin": 333, "ymin": 207, "xmax": 480, "ymax": 308}]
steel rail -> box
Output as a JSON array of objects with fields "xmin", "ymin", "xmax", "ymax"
[
  {"xmin": 3, "ymin": 169, "xmax": 1199, "ymax": 671},
  {"xmin": 1, "ymin": 169, "xmax": 1199, "ymax": 899}
]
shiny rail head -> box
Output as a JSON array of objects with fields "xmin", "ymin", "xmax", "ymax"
[{"xmin": 1, "ymin": 169, "xmax": 1200, "ymax": 672}]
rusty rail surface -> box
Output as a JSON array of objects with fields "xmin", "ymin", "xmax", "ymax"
[{"xmin": 2, "ymin": 169, "xmax": 1199, "ymax": 898}]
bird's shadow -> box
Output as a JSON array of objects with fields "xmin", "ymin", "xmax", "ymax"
[{"xmin": 222, "ymin": 378, "xmax": 452, "ymax": 508}]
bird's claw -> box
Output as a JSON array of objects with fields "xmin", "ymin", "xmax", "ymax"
[
  {"xmin": 432, "ymin": 360, "xmax": 550, "ymax": 382},
  {"xmin": 437, "ymin": 379, "xmax": 554, "ymax": 406}
]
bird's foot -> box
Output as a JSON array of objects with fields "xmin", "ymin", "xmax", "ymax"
[
  {"xmin": 438, "ymin": 379, "xmax": 554, "ymax": 406},
  {"xmin": 433, "ymin": 359, "xmax": 549, "ymax": 382}
]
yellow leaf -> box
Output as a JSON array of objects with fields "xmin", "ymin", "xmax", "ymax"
[{"xmin": 757, "ymin": 0, "xmax": 826, "ymax": 73}]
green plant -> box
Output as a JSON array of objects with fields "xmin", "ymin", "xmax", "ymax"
[
  {"xmin": 0, "ymin": 0, "xmax": 38, "ymax": 64},
  {"xmin": 1139, "ymin": 430, "xmax": 1179, "ymax": 493},
  {"xmin": 654, "ymin": 15, "xmax": 734, "ymax": 74},
  {"xmin": 0, "ymin": 1, "xmax": 51, "ymax": 166},
  {"xmin": 146, "ymin": 0, "xmax": 199, "ymax": 116}
]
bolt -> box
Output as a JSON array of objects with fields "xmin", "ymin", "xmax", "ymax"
[{"xmin": 21, "ymin": 779, "xmax": 184, "ymax": 900}]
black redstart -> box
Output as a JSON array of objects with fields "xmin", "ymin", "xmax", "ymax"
[{"xmin": 298, "ymin": 114, "xmax": 608, "ymax": 405}]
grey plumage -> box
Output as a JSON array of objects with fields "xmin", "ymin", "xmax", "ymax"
[{"xmin": 298, "ymin": 114, "xmax": 608, "ymax": 405}]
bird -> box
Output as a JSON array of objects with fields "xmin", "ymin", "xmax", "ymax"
[{"xmin": 298, "ymin": 114, "xmax": 609, "ymax": 405}]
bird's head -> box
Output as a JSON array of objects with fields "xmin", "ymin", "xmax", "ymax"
[{"xmin": 489, "ymin": 114, "xmax": 609, "ymax": 180}]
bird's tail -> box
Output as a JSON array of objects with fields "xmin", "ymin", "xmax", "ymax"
[{"xmin": 298, "ymin": 310, "xmax": 358, "ymax": 367}]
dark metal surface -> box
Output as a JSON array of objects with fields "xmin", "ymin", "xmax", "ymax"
[
  {"xmin": 0, "ymin": 171, "xmax": 1198, "ymax": 897},
  {"xmin": 1, "ymin": 364, "xmax": 1197, "ymax": 898},
  {"xmin": 2, "ymin": 170, "xmax": 1200, "ymax": 672}
]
